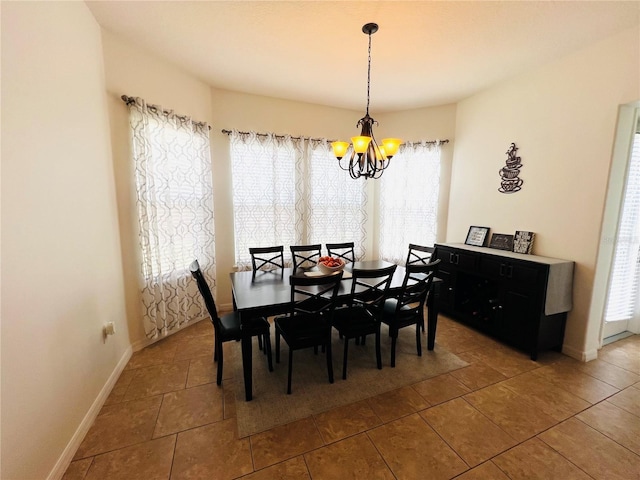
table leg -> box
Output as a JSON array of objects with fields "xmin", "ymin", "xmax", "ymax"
[{"xmin": 241, "ymin": 333, "xmax": 253, "ymax": 401}]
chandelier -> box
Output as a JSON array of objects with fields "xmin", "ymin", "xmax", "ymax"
[{"xmin": 331, "ymin": 23, "xmax": 402, "ymax": 180}]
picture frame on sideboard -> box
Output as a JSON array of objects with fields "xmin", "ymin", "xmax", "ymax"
[{"xmin": 465, "ymin": 226, "xmax": 490, "ymax": 247}]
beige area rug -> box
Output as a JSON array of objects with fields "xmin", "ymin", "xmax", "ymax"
[{"xmin": 231, "ymin": 325, "xmax": 468, "ymax": 438}]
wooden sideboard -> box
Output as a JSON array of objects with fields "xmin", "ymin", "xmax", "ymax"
[{"xmin": 433, "ymin": 243, "xmax": 574, "ymax": 360}]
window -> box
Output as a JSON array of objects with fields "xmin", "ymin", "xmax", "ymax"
[
  {"xmin": 379, "ymin": 142, "xmax": 442, "ymax": 264},
  {"xmin": 230, "ymin": 131, "xmax": 367, "ymax": 268}
]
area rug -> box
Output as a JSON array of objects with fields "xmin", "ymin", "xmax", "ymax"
[{"xmin": 231, "ymin": 325, "xmax": 468, "ymax": 438}]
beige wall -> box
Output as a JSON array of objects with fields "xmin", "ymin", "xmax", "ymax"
[
  {"xmin": 1, "ymin": 3, "xmax": 129, "ymax": 479},
  {"xmin": 449, "ymin": 26, "xmax": 640, "ymax": 360}
]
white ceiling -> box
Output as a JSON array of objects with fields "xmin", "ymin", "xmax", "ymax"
[{"xmin": 87, "ymin": 1, "xmax": 640, "ymax": 113}]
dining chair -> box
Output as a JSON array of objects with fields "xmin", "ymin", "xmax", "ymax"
[
  {"xmin": 274, "ymin": 271, "xmax": 343, "ymax": 394},
  {"xmin": 326, "ymin": 242, "xmax": 356, "ymax": 264},
  {"xmin": 250, "ymin": 245, "xmax": 284, "ymax": 276},
  {"xmin": 332, "ymin": 264, "xmax": 397, "ymax": 379},
  {"xmin": 381, "ymin": 259, "xmax": 440, "ymax": 367},
  {"xmin": 405, "ymin": 243, "xmax": 435, "ymax": 332},
  {"xmin": 190, "ymin": 260, "xmax": 273, "ymax": 385},
  {"xmin": 290, "ymin": 244, "xmax": 322, "ymax": 271},
  {"xmin": 406, "ymin": 243, "xmax": 435, "ymax": 267}
]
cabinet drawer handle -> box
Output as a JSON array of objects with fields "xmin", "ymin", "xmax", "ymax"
[
  {"xmin": 499, "ymin": 264, "xmax": 505, "ymax": 276},
  {"xmin": 506, "ymin": 265, "xmax": 513, "ymax": 278},
  {"xmin": 449, "ymin": 253, "xmax": 455, "ymax": 263}
]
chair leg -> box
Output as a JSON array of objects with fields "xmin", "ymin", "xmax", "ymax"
[
  {"xmin": 361, "ymin": 335, "xmax": 366, "ymax": 346},
  {"xmin": 390, "ymin": 335, "xmax": 397, "ymax": 368},
  {"xmin": 275, "ymin": 330, "xmax": 281, "ymax": 363},
  {"xmin": 216, "ymin": 342, "xmax": 224, "ymax": 385},
  {"xmin": 287, "ymin": 350, "xmax": 293, "ymax": 394},
  {"xmin": 326, "ymin": 340, "xmax": 334, "ymax": 384},
  {"xmin": 375, "ymin": 329, "xmax": 382, "ymax": 369},
  {"xmin": 342, "ymin": 338, "xmax": 349, "ymax": 380},
  {"xmin": 264, "ymin": 333, "xmax": 274, "ymax": 371},
  {"xmin": 258, "ymin": 334, "xmax": 264, "ymax": 352},
  {"xmin": 416, "ymin": 322, "xmax": 422, "ymax": 356}
]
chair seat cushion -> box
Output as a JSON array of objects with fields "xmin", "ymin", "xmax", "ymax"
[
  {"xmin": 275, "ymin": 314, "xmax": 329, "ymax": 347},
  {"xmin": 332, "ymin": 306, "xmax": 379, "ymax": 336},
  {"xmin": 382, "ymin": 299, "xmax": 421, "ymax": 328},
  {"xmin": 219, "ymin": 312, "xmax": 269, "ymax": 341}
]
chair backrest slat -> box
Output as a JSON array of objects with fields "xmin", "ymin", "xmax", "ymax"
[
  {"xmin": 406, "ymin": 243, "xmax": 435, "ymax": 267},
  {"xmin": 190, "ymin": 259, "xmax": 220, "ymax": 326},
  {"xmin": 395, "ymin": 260, "xmax": 440, "ymax": 315},
  {"xmin": 289, "ymin": 272, "xmax": 343, "ymax": 319},
  {"xmin": 290, "ymin": 244, "xmax": 322, "ymax": 271},
  {"xmin": 347, "ymin": 264, "xmax": 397, "ymax": 317},
  {"xmin": 250, "ymin": 246, "xmax": 284, "ymax": 274},
  {"xmin": 326, "ymin": 242, "xmax": 355, "ymax": 264}
]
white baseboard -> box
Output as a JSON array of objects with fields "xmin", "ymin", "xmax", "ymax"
[
  {"xmin": 130, "ymin": 335, "xmax": 156, "ymax": 353},
  {"xmin": 47, "ymin": 346, "xmax": 133, "ymax": 480},
  {"xmin": 562, "ymin": 343, "xmax": 598, "ymax": 362}
]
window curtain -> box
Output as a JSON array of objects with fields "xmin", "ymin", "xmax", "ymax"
[
  {"xmin": 230, "ymin": 131, "xmax": 367, "ymax": 269},
  {"xmin": 378, "ymin": 141, "xmax": 442, "ymax": 264},
  {"xmin": 605, "ymin": 132, "xmax": 640, "ymax": 322},
  {"xmin": 304, "ymin": 139, "xmax": 368, "ymax": 259},
  {"xmin": 126, "ymin": 97, "xmax": 216, "ymax": 341},
  {"xmin": 230, "ymin": 131, "xmax": 302, "ymax": 269}
]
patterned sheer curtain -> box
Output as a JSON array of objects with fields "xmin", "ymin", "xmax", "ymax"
[
  {"xmin": 379, "ymin": 141, "xmax": 442, "ymax": 264},
  {"xmin": 305, "ymin": 139, "xmax": 367, "ymax": 259},
  {"xmin": 230, "ymin": 132, "xmax": 367, "ymax": 268},
  {"xmin": 230, "ymin": 131, "xmax": 302, "ymax": 269},
  {"xmin": 126, "ymin": 97, "xmax": 216, "ymax": 341}
]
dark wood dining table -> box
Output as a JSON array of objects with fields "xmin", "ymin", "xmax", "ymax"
[{"xmin": 229, "ymin": 260, "xmax": 441, "ymax": 401}]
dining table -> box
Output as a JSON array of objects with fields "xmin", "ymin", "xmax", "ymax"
[{"xmin": 230, "ymin": 260, "xmax": 441, "ymax": 401}]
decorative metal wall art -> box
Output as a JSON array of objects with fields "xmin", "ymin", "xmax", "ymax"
[{"xmin": 499, "ymin": 143, "xmax": 523, "ymax": 193}]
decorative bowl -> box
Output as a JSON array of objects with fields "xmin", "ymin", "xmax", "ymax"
[{"xmin": 317, "ymin": 257, "xmax": 345, "ymax": 275}]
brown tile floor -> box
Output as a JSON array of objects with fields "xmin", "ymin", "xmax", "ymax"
[{"xmin": 64, "ymin": 317, "xmax": 640, "ymax": 480}]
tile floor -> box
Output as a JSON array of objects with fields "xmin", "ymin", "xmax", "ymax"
[{"xmin": 64, "ymin": 316, "xmax": 640, "ymax": 480}]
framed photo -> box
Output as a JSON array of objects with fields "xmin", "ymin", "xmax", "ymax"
[
  {"xmin": 465, "ymin": 226, "xmax": 490, "ymax": 247},
  {"xmin": 513, "ymin": 231, "xmax": 535, "ymax": 254},
  {"xmin": 489, "ymin": 233, "xmax": 514, "ymax": 251}
]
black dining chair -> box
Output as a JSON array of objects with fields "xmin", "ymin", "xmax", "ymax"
[
  {"xmin": 405, "ymin": 243, "xmax": 435, "ymax": 331},
  {"xmin": 274, "ymin": 271, "xmax": 343, "ymax": 394},
  {"xmin": 332, "ymin": 264, "xmax": 397, "ymax": 379},
  {"xmin": 406, "ymin": 243, "xmax": 435, "ymax": 267},
  {"xmin": 381, "ymin": 260, "xmax": 440, "ymax": 367},
  {"xmin": 290, "ymin": 244, "xmax": 322, "ymax": 271},
  {"xmin": 190, "ymin": 260, "xmax": 273, "ymax": 385},
  {"xmin": 326, "ymin": 242, "xmax": 356, "ymax": 264},
  {"xmin": 250, "ymin": 246, "xmax": 284, "ymax": 277}
]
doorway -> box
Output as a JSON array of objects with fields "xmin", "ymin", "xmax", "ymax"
[{"xmin": 600, "ymin": 104, "xmax": 640, "ymax": 346}]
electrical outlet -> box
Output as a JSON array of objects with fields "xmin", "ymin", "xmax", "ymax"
[{"xmin": 104, "ymin": 322, "xmax": 116, "ymax": 336}]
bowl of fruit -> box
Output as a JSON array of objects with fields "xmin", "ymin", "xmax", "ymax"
[{"xmin": 317, "ymin": 256, "xmax": 345, "ymax": 275}]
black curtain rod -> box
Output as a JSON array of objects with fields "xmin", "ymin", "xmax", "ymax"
[
  {"xmin": 121, "ymin": 95, "xmax": 211, "ymax": 130},
  {"xmin": 221, "ymin": 129, "xmax": 449, "ymax": 146}
]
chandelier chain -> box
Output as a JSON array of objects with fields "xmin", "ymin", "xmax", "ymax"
[{"xmin": 366, "ymin": 31, "xmax": 372, "ymax": 115}]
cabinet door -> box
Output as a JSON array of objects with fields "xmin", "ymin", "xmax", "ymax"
[
  {"xmin": 499, "ymin": 289, "xmax": 534, "ymax": 349},
  {"xmin": 435, "ymin": 269, "xmax": 454, "ymax": 309}
]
